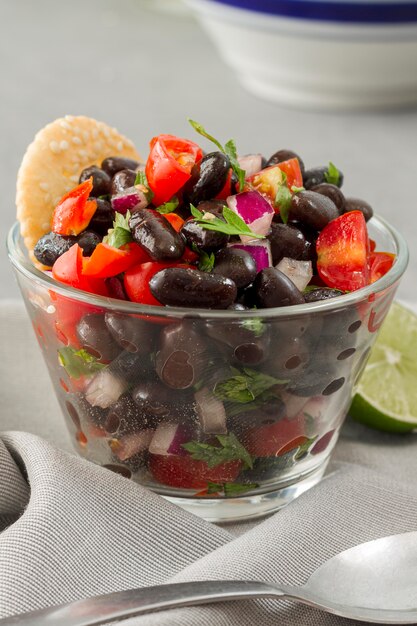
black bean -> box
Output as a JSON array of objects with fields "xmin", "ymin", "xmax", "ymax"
[
  {"xmin": 196, "ymin": 200, "xmax": 227, "ymax": 216},
  {"xmin": 180, "ymin": 219, "xmax": 229, "ymax": 251},
  {"xmin": 76, "ymin": 314, "xmax": 121, "ymax": 361},
  {"xmin": 212, "ymin": 248, "xmax": 257, "ymax": 289},
  {"xmin": 111, "ymin": 169, "xmax": 137, "ymax": 195},
  {"xmin": 109, "ymin": 351, "xmax": 152, "ymax": 384},
  {"xmin": 73, "ymin": 393, "xmax": 107, "ymax": 428},
  {"xmin": 101, "ymin": 156, "xmax": 140, "ymax": 178},
  {"xmin": 254, "ymin": 268, "xmax": 305, "ymax": 308},
  {"xmin": 150, "ymin": 268, "xmax": 237, "ymax": 309},
  {"xmin": 155, "ymin": 321, "xmax": 207, "ymax": 389},
  {"xmin": 33, "ymin": 231, "xmax": 76, "ymax": 267},
  {"xmin": 88, "ymin": 198, "xmax": 114, "ymax": 236},
  {"xmin": 267, "ymin": 223, "xmax": 310, "ymax": 264},
  {"xmin": 105, "ymin": 393, "xmax": 149, "ymax": 435},
  {"xmin": 129, "ymin": 208, "xmax": 185, "ymax": 260},
  {"xmin": 79, "ymin": 166, "xmax": 112, "ymax": 197},
  {"xmin": 303, "ymin": 288, "xmax": 344, "ymax": 303},
  {"xmin": 261, "ymin": 336, "xmax": 309, "ymax": 379},
  {"xmin": 290, "ymin": 191, "xmax": 339, "ymax": 231},
  {"xmin": 304, "ymin": 166, "xmax": 344, "ymax": 189},
  {"xmin": 344, "ymin": 197, "xmax": 374, "ymax": 221},
  {"xmin": 105, "ymin": 313, "xmax": 155, "ymax": 354},
  {"xmin": 205, "ymin": 319, "xmax": 270, "ymax": 365},
  {"xmin": 183, "ymin": 152, "xmax": 230, "ymax": 205},
  {"xmin": 132, "ymin": 380, "xmax": 194, "ymax": 421},
  {"xmin": 77, "ymin": 230, "xmax": 101, "ymax": 256},
  {"xmin": 310, "ymin": 183, "xmax": 346, "ymax": 214},
  {"xmin": 266, "ymin": 149, "xmax": 305, "ymax": 173}
]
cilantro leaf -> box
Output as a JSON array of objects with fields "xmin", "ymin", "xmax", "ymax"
[
  {"xmin": 206, "ymin": 481, "xmax": 259, "ymax": 497},
  {"xmin": 241, "ymin": 317, "xmax": 264, "ymax": 337},
  {"xmin": 274, "ymin": 171, "xmax": 292, "ymax": 224},
  {"xmin": 291, "ymin": 185, "xmax": 305, "ymax": 194},
  {"xmin": 192, "ymin": 244, "xmax": 215, "ymax": 272},
  {"xmin": 294, "ymin": 436, "xmax": 318, "ymax": 460},
  {"xmin": 156, "ymin": 197, "xmax": 179, "ymax": 214},
  {"xmin": 190, "ymin": 204, "xmax": 264, "ymax": 239},
  {"xmin": 324, "ymin": 161, "xmax": 341, "ymax": 186},
  {"xmin": 58, "ymin": 347, "xmax": 106, "ymax": 379},
  {"xmin": 182, "ymin": 432, "xmax": 253, "ymax": 470},
  {"xmin": 103, "ymin": 211, "xmax": 133, "ymax": 248},
  {"xmin": 188, "ymin": 119, "xmax": 246, "ymax": 192},
  {"xmin": 214, "ymin": 367, "xmax": 283, "ymax": 404}
]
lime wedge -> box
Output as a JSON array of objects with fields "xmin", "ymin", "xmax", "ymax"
[{"xmin": 350, "ymin": 302, "xmax": 417, "ymax": 433}]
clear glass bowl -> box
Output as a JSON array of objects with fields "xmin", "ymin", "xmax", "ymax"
[{"xmin": 7, "ymin": 218, "xmax": 408, "ymax": 521}]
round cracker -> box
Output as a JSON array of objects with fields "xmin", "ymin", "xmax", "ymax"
[{"xmin": 16, "ymin": 115, "xmax": 141, "ymax": 261}]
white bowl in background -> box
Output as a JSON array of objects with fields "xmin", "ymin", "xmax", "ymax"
[{"xmin": 186, "ymin": 0, "xmax": 417, "ymax": 110}]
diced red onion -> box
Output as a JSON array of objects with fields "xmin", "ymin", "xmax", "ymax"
[
  {"xmin": 229, "ymin": 240, "xmax": 272, "ymax": 273},
  {"xmin": 112, "ymin": 429, "xmax": 155, "ymax": 461},
  {"xmin": 195, "ymin": 387, "xmax": 227, "ymax": 435},
  {"xmin": 238, "ymin": 154, "xmax": 263, "ymax": 178},
  {"xmin": 276, "ymin": 258, "xmax": 313, "ymax": 292},
  {"xmin": 111, "ymin": 185, "xmax": 149, "ymax": 214},
  {"xmin": 227, "ymin": 190, "xmax": 274, "ymax": 243},
  {"xmin": 85, "ymin": 370, "xmax": 127, "ymax": 408},
  {"xmin": 148, "ymin": 423, "xmax": 191, "ymax": 457}
]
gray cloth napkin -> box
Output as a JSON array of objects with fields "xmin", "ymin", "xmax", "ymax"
[{"xmin": 1, "ymin": 300, "xmax": 417, "ymax": 625}]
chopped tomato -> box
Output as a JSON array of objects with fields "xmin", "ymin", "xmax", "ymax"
[
  {"xmin": 82, "ymin": 243, "xmax": 151, "ymax": 278},
  {"xmin": 245, "ymin": 415, "xmax": 305, "ymax": 457},
  {"xmin": 145, "ymin": 134, "xmax": 203, "ymax": 206},
  {"xmin": 163, "ymin": 213, "xmax": 184, "ymax": 232},
  {"xmin": 124, "ymin": 261, "xmax": 193, "ymax": 305},
  {"xmin": 215, "ymin": 168, "xmax": 233, "ymax": 199},
  {"xmin": 182, "ymin": 247, "xmax": 199, "ymax": 264},
  {"xmin": 245, "ymin": 158, "xmax": 303, "ymax": 206},
  {"xmin": 149, "ymin": 454, "xmax": 241, "ymax": 489},
  {"xmin": 52, "ymin": 244, "xmax": 108, "ymax": 295},
  {"xmin": 369, "ymin": 238, "xmax": 376, "ymax": 252},
  {"xmin": 316, "ymin": 211, "xmax": 370, "ymax": 292},
  {"xmin": 369, "ymin": 251, "xmax": 395, "ymax": 283},
  {"xmin": 51, "ymin": 179, "xmax": 97, "ymax": 236}
]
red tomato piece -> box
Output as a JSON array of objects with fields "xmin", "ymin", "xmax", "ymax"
[
  {"xmin": 52, "ymin": 244, "xmax": 108, "ymax": 295},
  {"xmin": 369, "ymin": 251, "xmax": 395, "ymax": 283},
  {"xmin": 245, "ymin": 415, "xmax": 305, "ymax": 457},
  {"xmin": 82, "ymin": 243, "xmax": 151, "ymax": 278},
  {"xmin": 51, "ymin": 179, "xmax": 97, "ymax": 236},
  {"xmin": 316, "ymin": 211, "xmax": 371, "ymax": 292},
  {"xmin": 163, "ymin": 212, "xmax": 185, "ymax": 232},
  {"xmin": 215, "ymin": 168, "xmax": 233, "ymax": 199},
  {"xmin": 145, "ymin": 134, "xmax": 203, "ymax": 206},
  {"xmin": 245, "ymin": 158, "xmax": 303, "ymax": 206},
  {"xmin": 181, "ymin": 247, "xmax": 199, "ymax": 264},
  {"xmin": 124, "ymin": 261, "xmax": 193, "ymax": 305},
  {"xmin": 149, "ymin": 454, "xmax": 242, "ymax": 489}
]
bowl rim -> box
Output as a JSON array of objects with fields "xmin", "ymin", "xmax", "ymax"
[{"xmin": 7, "ymin": 218, "xmax": 409, "ymax": 320}]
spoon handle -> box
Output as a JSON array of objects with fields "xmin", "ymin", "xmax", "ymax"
[{"xmin": 0, "ymin": 580, "xmax": 288, "ymax": 626}]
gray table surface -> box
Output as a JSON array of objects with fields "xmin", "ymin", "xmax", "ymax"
[{"xmin": 1, "ymin": 0, "xmax": 416, "ymax": 301}]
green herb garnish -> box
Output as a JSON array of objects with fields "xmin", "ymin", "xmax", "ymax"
[
  {"xmin": 58, "ymin": 347, "xmax": 106, "ymax": 379},
  {"xmin": 190, "ymin": 204, "xmax": 264, "ymax": 239},
  {"xmin": 206, "ymin": 481, "xmax": 259, "ymax": 497},
  {"xmin": 182, "ymin": 432, "xmax": 253, "ymax": 470},
  {"xmin": 103, "ymin": 211, "xmax": 133, "ymax": 248},
  {"xmin": 241, "ymin": 317, "xmax": 264, "ymax": 337},
  {"xmin": 214, "ymin": 367, "xmax": 283, "ymax": 404},
  {"xmin": 192, "ymin": 243, "xmax": 215, "ymax": 272},
  {"xmin": 188, "ymin": 119, "xmax": 246, "ymax": 192},
  {"xmin": 134, "ymin": 170, "xmax": 154, "ymax": 201},
  {"xmin": 324, "ymin": 161, "xmax": 341, "ymax": 186},
  {"xmin": 156, "ymin": 196, "xmax": 179, "ymax": 214},
  {"xmin": 294, "ymin": 436, "xmax": 318, "ymax": 460}
]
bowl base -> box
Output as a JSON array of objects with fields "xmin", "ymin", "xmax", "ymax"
[{"xmin": 162, "ymin": 460, "xmax": 329, "ymax": 523}]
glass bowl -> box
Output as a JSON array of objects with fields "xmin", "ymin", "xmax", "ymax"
[{"xmin": 7, "ymin": 217, "xmax": 408, "ymax": 521}]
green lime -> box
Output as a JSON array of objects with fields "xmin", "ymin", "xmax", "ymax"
[{"xmin": 350, "ymin": 302, "xmax": 417, "ymax": 433}]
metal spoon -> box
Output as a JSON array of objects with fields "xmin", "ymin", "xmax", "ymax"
[{"xmin": 1, "ymin": 531, "xmax": 417, "ymax": 625}]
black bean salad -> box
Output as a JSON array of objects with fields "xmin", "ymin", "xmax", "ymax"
[{"xmin": 30, "ymin": 120, "xmax": 395, "ymax": 494}]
